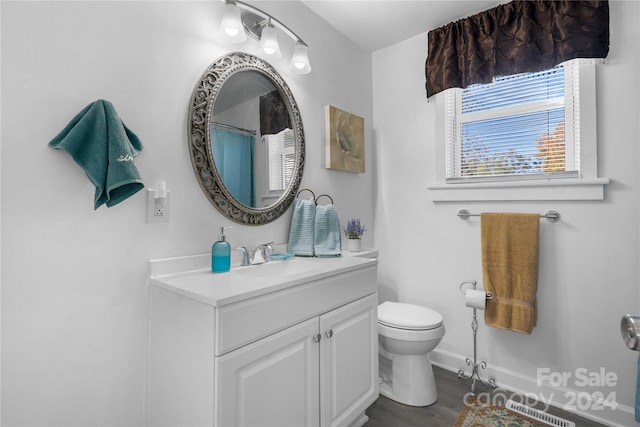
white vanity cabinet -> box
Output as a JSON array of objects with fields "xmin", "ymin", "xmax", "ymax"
[
  {"xmin": 319, "ymin": 294, "xmax": 378, "ymax": 427},
  {"xmin": 147, "ymin": 255, "xmax": 378, "ymax": 427},
  {"xmin": 217, "ymin": 293, "xmax": 378, "ymax": 427}
]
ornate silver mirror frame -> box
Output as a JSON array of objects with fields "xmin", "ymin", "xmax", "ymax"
[{"xmin": 188, "ymin": 52, "xmax": 305, "ymax": 225}]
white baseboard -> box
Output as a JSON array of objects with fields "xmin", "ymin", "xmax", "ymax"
[{"xmin": 430, "ymin": 348, "xmax": 636, "ymax": 427}]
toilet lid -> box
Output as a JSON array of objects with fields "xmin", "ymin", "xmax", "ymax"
[{"xmin": 378, "ymin": 301, "xmax": 443, "ymax": 330}]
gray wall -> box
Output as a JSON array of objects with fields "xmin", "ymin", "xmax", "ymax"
[
  {"xmin": 371, "ymin": 1, "xmax": 640, "ymax": 425},
  {"xmin": 1, "ymin": 1, "xmax": 374, "ymax": 424}
]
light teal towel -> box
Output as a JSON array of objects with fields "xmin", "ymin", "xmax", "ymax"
[
  {"xmin": 49, "ymin": 99, "xmax": 144, "ymax": 209},
  {"xmin": 314, "ymin": 204, "xmax": 341, "ymax": 257},
  {"xmin": 288, "ymin": 198, "xmax": 316, "ymax": 256}
]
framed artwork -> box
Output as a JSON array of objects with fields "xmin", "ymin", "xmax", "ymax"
[{"xmin": 324, "ymin": 105, "xmax": 365, "ymax": 173}]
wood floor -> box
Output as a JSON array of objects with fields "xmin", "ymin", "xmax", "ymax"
[{"xmin": 363, "ymin": 366, "xmax": 608, "ymax": 427}]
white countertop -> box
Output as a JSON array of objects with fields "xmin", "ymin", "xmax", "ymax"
[{"xmin": 148, "ymin": 252, "xmax": 378, "ymax": 307}]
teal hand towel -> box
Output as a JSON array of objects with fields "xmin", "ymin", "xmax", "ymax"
[
  {"xmin": 49, "ymin": 100, "xmax": 144, "ymax": 209},
  {"xmin": 314, "ymin": 204, "xmax": 341, "ymax": 257},
  {"xmin": 288, "ymin": 198, "xmax": 316, "ymax": 256}
]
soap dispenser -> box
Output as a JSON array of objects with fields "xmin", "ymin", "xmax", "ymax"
[{"xmin": 211, "ymin": 226, "xmax": 231, "ymax": 273}]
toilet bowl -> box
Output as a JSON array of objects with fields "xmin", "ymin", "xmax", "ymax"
[{"xmin": 377, "ymin": 301, "xmax": 445, "ymax": 407}]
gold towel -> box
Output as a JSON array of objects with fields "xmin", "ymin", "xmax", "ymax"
[{"xmin": 481, "ymin": 213, "xmax": 539, "ymax": 334}]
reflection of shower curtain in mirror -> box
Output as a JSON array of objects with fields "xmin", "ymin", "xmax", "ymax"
[{"xmin": 211, "ymin": 128, "xmax": 255, "ymax": 207}]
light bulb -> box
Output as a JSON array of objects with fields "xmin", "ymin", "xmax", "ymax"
[
  {"xmin": 260, "ymin": 22, "xmax": 281, "ymax": 59},
  {"xmin": 220, "ymin": 2, "xmax": 246, "ymax": 43},
  {"xmin": 290, "ymin": 42, "xmax": 311, "ymax": 74}
]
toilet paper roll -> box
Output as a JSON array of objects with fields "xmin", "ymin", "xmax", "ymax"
[
  {"xmin": 465, "ymin": 289, "xmax": 486, "ymax": 310},
  {"xmin": 621, "ymin": 315, "xmax": 640, "ymax": 351}
]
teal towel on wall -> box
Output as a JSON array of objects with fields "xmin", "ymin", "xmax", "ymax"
[
  {"xmin": 48, "ymin": 99, "xmax": 144, "ymax": 209},
  {"xmin": 288, "ymin": 198, "xmax": 316, "ymax": 256},
  {"xmin": 314, "ymin": 204, "xmax": 341, "ymax": 257}
]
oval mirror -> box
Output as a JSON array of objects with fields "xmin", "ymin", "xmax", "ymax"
[{"xmin": 188, "ymin": 52, "xmax": 305, "ymax": 225}]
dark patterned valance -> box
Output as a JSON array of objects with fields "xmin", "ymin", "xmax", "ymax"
[
  {"xmin": 260, "ymin": 90, "xmax": 291, "ymax": 135},
  {"xmin": 425, "ymin": 0, "xmax": 609, "ymax": 98}
]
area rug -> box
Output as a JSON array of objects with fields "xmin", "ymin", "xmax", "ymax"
[{"xmin": 453, "ymin": 398, "xmax": 547, "ymax": 427}]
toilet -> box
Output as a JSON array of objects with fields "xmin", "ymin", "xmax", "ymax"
[{"xmin": 377, "ymin": 301, "xmax": 445, "ymax": 407}]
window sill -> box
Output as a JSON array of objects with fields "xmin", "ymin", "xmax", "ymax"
[{"xmin": 427, "ymin": 178, "xmax": 609, "ymax": 202}]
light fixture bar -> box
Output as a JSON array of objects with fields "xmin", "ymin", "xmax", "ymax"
[{"xmin": 228, "ymin": 0, "xmax": 308, "ymax": 47}]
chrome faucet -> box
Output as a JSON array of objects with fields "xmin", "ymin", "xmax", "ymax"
[
  {"xmin": 236, "ymin": 247, "xmax": 251, "ymax": 266},
  {"xmin": 250, "ymin": 242, "xmax": 274, "ymax": 265},
  {"xmin": 236, "ymin": 242, "xmax": 274, "ymax": 266}
]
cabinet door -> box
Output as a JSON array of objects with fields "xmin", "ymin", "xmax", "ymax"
[
  {"xmin": 215, "ymin": 317, "xmax": 321, "ymax": 427},
  {"xmin": 319, "ymin": 294, "xmax": 379, "ymax": 427}
]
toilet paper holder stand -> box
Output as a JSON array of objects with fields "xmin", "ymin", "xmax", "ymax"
[
  {"xmin": 458, "ymin": 280, "xmax": 497, "ymax": 394},
  {"xmin": 459, "ymin": 281, "xmax": 494, "ymax": 301}
]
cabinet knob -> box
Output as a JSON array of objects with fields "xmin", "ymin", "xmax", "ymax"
[
  {"xmin": 325, "ymin": 329, "xmax": 333, "ymax": 339},
  {"xmin": 313, "ymin": 333, "xmax": 322, "ymax": 343}
]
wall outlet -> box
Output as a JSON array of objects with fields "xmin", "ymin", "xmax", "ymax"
[{"xmin": 146, "ymin": 189, "xmax": 170, "ymax": 224}]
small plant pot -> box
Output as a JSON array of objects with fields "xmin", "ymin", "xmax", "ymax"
[{"xmin": 347, "ymin": 238, "xmax": 362, "ymax": 252}]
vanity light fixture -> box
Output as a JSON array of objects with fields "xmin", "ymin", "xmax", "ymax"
[
  {"xmin": 219, "ymin": 0, "xmax": 311, "ymax": 74},
  {"xmin": 219, "ymin": 1, "xmax": 246, "ymax": 43},
  {"xmin": 290, "ymin": 42, "xmax": 311, "ymax": 74},
  {"xmin": 259, "ymin": 19, "xmax": 281, "ymax": 59}
]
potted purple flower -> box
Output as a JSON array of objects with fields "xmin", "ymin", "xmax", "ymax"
[{"xmin": 344, "ymin": 218, "xmax": 366, "ymax": 252}]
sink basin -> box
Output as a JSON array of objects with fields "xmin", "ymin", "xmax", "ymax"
[{"xmin": 231, "ymin": 258, "xmax": 320, "ymax": 278}]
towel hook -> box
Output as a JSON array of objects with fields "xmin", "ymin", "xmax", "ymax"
[
  {"xmin": 296, "ymin": 188, "xmax": 316, "ymax": 201},
  {"xmin": 315, "ymin": 194, "xmax": 334, "ymax": 205}
]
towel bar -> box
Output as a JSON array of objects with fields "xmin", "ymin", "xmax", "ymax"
[{"xmin": 457, "ymin": 209, "xmax": 560, "ymax": 222}]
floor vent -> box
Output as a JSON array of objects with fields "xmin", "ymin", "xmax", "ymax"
[{"xmin": 506, "ymin": 399, "xmax": 575, "ymax": 427}]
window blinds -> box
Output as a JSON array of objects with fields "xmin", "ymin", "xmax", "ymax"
[
  {"xmin": 267, "ymin": 128, "xmax": 295, "ymax": 191},
  {"xmin": 446, "ymin": 60, "xmax": 580, "ymax": 182}
]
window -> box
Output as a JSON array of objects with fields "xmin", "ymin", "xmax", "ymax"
[
  {"xmin": 265, "ymin": 128, "xmax": 295, "ymax": 192},
  {"xmin": 446, "ymin": 61, "xmax": 579, "ymax": 182},
  {"xmin": 430, "ymin": 59, "xmax": 608, "ymax": 201}
]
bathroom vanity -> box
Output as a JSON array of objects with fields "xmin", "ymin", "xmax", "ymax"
[{"xmin": 147, "ymin": 254, "xmax": 378, "ymax": 427}]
